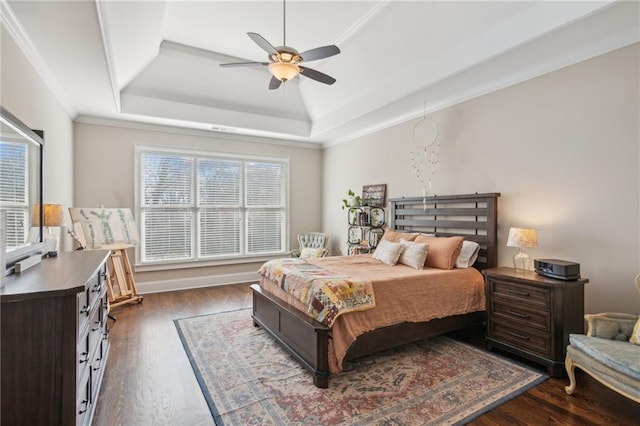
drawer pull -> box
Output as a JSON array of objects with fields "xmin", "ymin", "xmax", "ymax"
[
  {"xmin": 507, "ymin": 310, "xmax": 530, "ymax": 319},
  {"xmin": 80, "ymin": 305, "xmax": 90, "ymax": 314},
  {"xmin": 508, "ymin": 331, "xmax": 530, "ymax": 340},
  {"xmin": 79, "ymin": 352, "xmax": 89, "ymax": 364},
  {"xmin": 507, "ymin": 289, "xmax": 530, "ymax": 297},
  {"xmin": 93, "ymin": 365, "xmax": 101, "ymax": 371},
  {"xmin": 79, "ymin": 399, "xmax": 89, "ymax": 414},
  {"xmin": 91, "ymin": 284, "xmax": 101, "ymax": 293}
]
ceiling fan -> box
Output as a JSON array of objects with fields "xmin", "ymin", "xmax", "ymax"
[{"xmin": 220, "ymin": 0, "xmax": 340, "ymax": 90}]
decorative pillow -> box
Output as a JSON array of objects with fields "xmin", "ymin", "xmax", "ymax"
[
  {"xmin": 299, "ymin": 247, "xmax": 326, "ymax": 259},
  {"xmin": 398, "ymin": 239, "xmax": 428, "ymax": 269},
  {"xmin": 630, "ymin": 317, "xmax": 640, "ymax": 345},
  {"xmin": 414, "ymin": 235, "xmax": 464, "ymax": 270},
  {"xmin": 456, "ymin": 240, "xmax": 480, "ymax": 268},
  {"xmin": 372, "ymin": 240, "xmax": 404, "ymax": 266},
  {"xmin": 380, "ymin": 228, "xmax": 419, "ymax": 243}
]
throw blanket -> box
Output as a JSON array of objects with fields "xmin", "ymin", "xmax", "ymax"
[{"xmin": 258, "ymin": 258, "xmax": 376, "ymax": 327}]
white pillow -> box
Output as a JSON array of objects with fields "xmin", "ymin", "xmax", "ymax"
[
  {"xmin": 372, "ymin": 240, "xmax": 404, "ymax": 265},
  {"xmin": 456, "ymin": 240, "xmax": 480, "ymax": 268},
  {"xmin": 398, "ymin": 239, "xmax": 429, "ymax": 269}
]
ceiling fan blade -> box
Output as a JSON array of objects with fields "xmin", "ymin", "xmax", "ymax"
[
  {"xmin": 269, "ymin": 76, "xmax": 283, "ymax": 90},
  {"xmin": 299, "ymin": 66, "xmax": 336, "ymax": 85},
  {"xmin": 300, "ymin": 45, "xmax": 340, "ymax": 62},
  {"xmin": 220, "ymin": 62, "xmax": 268, "ymax": 68},
  {"xmin": 248, "ymin": 32, "xmax": 279, "ymax": 55}
]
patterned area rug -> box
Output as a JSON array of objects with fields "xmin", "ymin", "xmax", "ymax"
[{"xmin": 174, "ymin": 309, "xmax": 547, "ymax": 425}]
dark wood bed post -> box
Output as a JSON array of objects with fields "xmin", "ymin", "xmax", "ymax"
[{"xmin": 251, "ymin": 192, "xmax": 500, "ymax": 388}]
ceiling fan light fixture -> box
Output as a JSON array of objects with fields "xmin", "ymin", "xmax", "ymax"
[{"xmin": 268, "ymin": 61, "xmax": 300, "ymax": 82}]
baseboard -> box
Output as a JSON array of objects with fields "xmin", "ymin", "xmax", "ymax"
[{"xmin": 136, "ymin": 271, "xmax": 257, "ymax": 294}]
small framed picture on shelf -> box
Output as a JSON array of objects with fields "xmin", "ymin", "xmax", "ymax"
[
  {"xmin": 348, "ymin": 208, "xmax": 362, "ymax": 225},
  {"xmin": 348, "ymin": 226, "xmax": 364, "ymax": 244},
  {"xmin": 368, "ymin": 228, "xmax": 384, "ymax": 248},
  {"xmin": 362, "ymin": 184, "xmax": 386, "ymax": 207},
  {"xmin": 370, "ymin": 207, "xmax": 385, "ymax": 227}
]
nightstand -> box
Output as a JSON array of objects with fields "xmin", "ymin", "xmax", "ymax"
[{"xmin": 483, "ymin": 267, "xmax": 588, "ymax": 377}]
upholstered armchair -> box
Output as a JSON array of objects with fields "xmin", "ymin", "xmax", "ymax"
[
  {"xmin": 565, "ymin": 274, "xmax": 640, "ymax": 403},
  {"xmin": 289, "ymin": 232, "xmax": 329, "ymax": 258}
]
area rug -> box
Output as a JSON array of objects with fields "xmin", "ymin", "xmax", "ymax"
[{"xmin": 174, "ymin": 309, "xmax": 547, "ymax": 425}]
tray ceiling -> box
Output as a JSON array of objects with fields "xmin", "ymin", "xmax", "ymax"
[{"xmin": 2, "ymin": 0, "xmax": 638, "ymax": 145}]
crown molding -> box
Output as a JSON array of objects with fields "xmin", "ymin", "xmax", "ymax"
[
  {"xmin": 94, "ymin": 0, "xmax": 121, "ymax": 112},
  {"xmin": 74, "ymin": 114, "xmax": 323, "ymax": 150}
]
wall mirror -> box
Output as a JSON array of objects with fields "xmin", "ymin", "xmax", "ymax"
[{"xmin": 0, "ymin": 106, "xmax": 44, "ymax": 274}]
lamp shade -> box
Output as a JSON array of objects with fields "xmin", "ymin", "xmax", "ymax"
[
  {"xmin": 268, "ymin": 62, "xmax": 300, "ymax": 82},
  {"xmin": 506, "ymin": 227, "xmax": 538, "ymax": 248},
  {"xmin": 32, "ymin": 204, "xmax": 64, "ymax": 227}
]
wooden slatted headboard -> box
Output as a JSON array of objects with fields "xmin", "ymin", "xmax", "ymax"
[{"xmin": 389, "ymin": 193, "xmax": 500, "ymax": 270}]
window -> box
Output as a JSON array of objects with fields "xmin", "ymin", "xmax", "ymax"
[
  {"xmin": 0, "ymin": 141, "xmax": 30, "ymax": 249},
  {"xmin": 137, "ymin": 147, "xmax": 288, "ymax": 265}
]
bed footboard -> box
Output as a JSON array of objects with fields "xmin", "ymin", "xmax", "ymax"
[{"xmin": 250, "ymin": 283, "xmax": 331, "ymax": 388}]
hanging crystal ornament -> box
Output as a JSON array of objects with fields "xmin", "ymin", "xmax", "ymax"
[{"xmin": 410, "ymin": 102, "xmax": 439, "ymax": 210}]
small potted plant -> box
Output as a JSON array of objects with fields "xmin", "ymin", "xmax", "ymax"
[{"xmin": 341, "ymin": 189, "xmax": 362, "ymax": 209}]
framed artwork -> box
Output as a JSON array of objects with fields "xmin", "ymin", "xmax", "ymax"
[{"xmin": 362, "ymin": 184, "xmax": 386, "ymax": 207}]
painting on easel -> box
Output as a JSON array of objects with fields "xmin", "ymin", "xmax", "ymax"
[
  {"xmin": 68, "ymin": 207, "xmax": 139, "ymax": 249},
  {"xmin": 69, "ymin": 207, "xmax": 142, "ymax": 308}
]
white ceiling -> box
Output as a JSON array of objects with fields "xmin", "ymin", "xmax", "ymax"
[{"xmin": 2, "ymin": 0, "xmax": 638, "ymax": 146}]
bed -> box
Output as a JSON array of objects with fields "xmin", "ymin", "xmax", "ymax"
[{"xmin": 251, "ymin": 192, "xmax": 500, "ymax": 388}]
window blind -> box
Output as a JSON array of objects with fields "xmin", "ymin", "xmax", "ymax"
[
  {"xmin": 138, "ymin": 149, "xmax": 287, "ymax": 264},
  {"xmin": 0, "ymin": 142, "xmax": 29, "ymax": 248}
]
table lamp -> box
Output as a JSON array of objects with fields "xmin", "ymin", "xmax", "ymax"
[
  {"xmin": 506, "ymin": 227, "xmax": 538, "ymax": 271},
  {"xmin": 34, "ymin": 204, "xmax": 64, "ymax": 257}
]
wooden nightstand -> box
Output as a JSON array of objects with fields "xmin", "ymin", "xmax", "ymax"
[{"xmin": 483, "ymin": 267, "xmax": 588, "ymax": 377}]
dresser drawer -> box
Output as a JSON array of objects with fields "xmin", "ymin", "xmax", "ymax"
[
  {"xmin": 78, "ymin": 301, "xmax": 102, "ymax": 379},
  {"xmin": 78, "ymin": 289, "xmax": 92, "ymax": 334},
  {"xmin": 78, "ymin": 264, "xmax": 107, "ymax": 337},
  {"xmin": 490, "ymin": 299, "xmax": 551, "ymax": 332},
  {"xmin": 489, "ymin": 278, "xmax": 550, "ymax": 309},
  {"xmin": 87, "ymin": 265, "xmax": 106, "ymax": 313},
  {"xmin": 489, "ymin": 320, "xmax": 552, "ymax": 358},
  {"xmin": 77, "ymin": 368, "xmax": 92, "ymax": 426},
  {"xmin": 91, "ymin": 340, "xmax": 107, "ymax": 397}
]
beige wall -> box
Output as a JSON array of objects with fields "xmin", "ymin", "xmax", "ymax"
[
  {"xmin": 1, "ymin": 26, "xmax": 75, "ymax": 251},
  {"xmin": 5, "ymin": 17, "xmax": 638, "ymax": 314},
  {"xmin": 73, "ymin": 121, "xmax": 322, "ymax": 290},
  {"xmin": 323, "ymin": 44, "xmax": 640, "ymax": 315}
]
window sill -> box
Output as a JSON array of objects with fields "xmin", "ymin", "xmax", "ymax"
[{"xmin": 134, "ymin": 253, "xmax": 287, "ymax": 273}]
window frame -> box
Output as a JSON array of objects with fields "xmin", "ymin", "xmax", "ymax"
[{"xmin": 134, "ymin": 145, "xmax": 289, "ymax": 270}]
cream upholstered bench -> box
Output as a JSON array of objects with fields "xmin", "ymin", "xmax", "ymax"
[{"xmin": 564, "ymin": 274, "xmax": 640, "ymax": 403}]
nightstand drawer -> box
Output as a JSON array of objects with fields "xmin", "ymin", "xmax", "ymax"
[
  {"xmin": 489, "ymin": 278, "xmax": 550, "ymax": 309},
  {"xmin": 489, "ymin": 321, "xmax": 552, "ymax": 358},
  {"xmin": 490, "ymin": 299, "xmax": 550, "ymax": 332}
]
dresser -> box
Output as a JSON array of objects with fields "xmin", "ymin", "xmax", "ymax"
[
  {"xmin": 483, "ymin": 267, "xmax": 588, "ymax": 377},
  {"xmin": 1, "ymin": 250, "xmax": 111, "ymax": 425}
]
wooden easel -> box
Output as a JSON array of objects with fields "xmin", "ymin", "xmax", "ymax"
[
  {"xmin": 68, "ymin": 207, "xmax": 143, "ymax": 312},
  {"xmin": 106, "ymin": 246, "xmax": 143, "ymax": 308}
]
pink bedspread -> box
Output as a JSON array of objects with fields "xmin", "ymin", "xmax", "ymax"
[{"xmin": 259, "ymin": 254, "xmax": 486, "ymax": 373}]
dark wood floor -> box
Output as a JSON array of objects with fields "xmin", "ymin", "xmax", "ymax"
[{"xmin": 93, "ymin": 284, "xmax": 639, "ymax": 425}]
